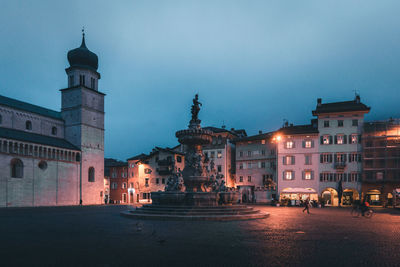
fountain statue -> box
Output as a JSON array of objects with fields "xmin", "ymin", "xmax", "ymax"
[
  {"xmin": 151, "ymin": 94, "xmax": 238, "ymax": 206},
  {"xmin": 121, "ymin": 94, "xmax": 269, "ymax": 220}
]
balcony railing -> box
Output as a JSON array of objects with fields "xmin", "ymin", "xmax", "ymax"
[
  {"xmin": 334, "ymin": 162, "xmax": 346, "ymax": 169},
  {"xmin": 157, "ymin": 159, "xmax": 174, "ymax": 166}
]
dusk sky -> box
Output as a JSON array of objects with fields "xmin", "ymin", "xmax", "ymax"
[{"xmin": 1, "ymin": 1, "xmax": 400, "ymax": 160}]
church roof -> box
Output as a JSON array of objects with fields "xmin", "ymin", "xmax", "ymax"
[
  {"xmin": 0, "ymin": 94, "xmax": 62, "ymax": 120},
  {"xmin": 0, "ymin": 127, "xmax": 79, "ymax": 150}
]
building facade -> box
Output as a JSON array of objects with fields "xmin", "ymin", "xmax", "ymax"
[
  {"xmin": 362, "ymin": 119, "xmax": 400, "ymax": 206},
  {"xmin": 313, "ymin": 96, "xmax": 369, "ymax": 206},
  {"xmin": 234, "ymin": 131, "xmax": 277, "ymax": 203},
  {"xmin": 127, "ymin": 147, "xmax": 185, "ymax": 203},
  {"xmin": 104, "ymin": 158, "xmax": 128, "ymax": 204},
  {"xmin": 0, "ymin": 33, "xmax": 105, "ymax": 207},
  {"xmin": 276, "ymin": 123, "xmax": 320, "ymax": 204}
]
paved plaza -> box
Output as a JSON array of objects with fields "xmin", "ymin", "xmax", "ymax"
[{"xmin": 1, "ymin": 205, "xmax": 400, "ymax": 266}]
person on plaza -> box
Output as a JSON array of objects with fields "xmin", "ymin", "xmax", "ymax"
[
  {"xmin": 360, "ymin": 198, "xmax": 370, "ymax": 216},
  {"xmin": 303, "ymin": 198, "xmax": 310, "ymax": 214}
]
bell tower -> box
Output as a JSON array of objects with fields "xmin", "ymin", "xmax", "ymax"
[{"xmin": 61, "ymin": 30, "xmax": 105, "ymax": 205}]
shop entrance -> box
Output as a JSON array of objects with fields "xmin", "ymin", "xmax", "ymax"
[
  {"xmin": 321, "ymin": 188, "xmax": 338, "ymax": 206},
  {"xmin": 342, "ymin": 189, "xmax": 359, "ymax": 206},
  {"xmin": 366, "ymin": 190, "xmax": 381, "ymax": 206}
]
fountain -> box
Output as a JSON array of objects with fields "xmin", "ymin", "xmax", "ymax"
[{"xmin": 121, "ymin": 95, "xmax": 269, "ymax": 221}]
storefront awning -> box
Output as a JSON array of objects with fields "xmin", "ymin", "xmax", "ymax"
[{"xmin": 281, "ymin": 188, "xmax": 317, "ymax": 194}]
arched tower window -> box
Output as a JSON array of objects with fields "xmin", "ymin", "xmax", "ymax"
[
  {"xmin": 26, "ymin": 120, "xmax": 32, "ymax": 130},
  {"xmin": 11, "ymin": 158, "xmax": 24, "ymax": 178},
  {"xmin": 52, "ymin": 127, "xmax": 57, "ymax": 135},
  {"xmin": 88, "ymin": 167, "xmax": 95, "ymax": 182}
]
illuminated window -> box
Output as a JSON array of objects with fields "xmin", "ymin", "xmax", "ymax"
[
  {"xmin": 122, "ymin": 183, "xmax": 127, "ymax": 189},
  {"xmin": 304, "ymin": 140, "xmax": 312, "ymax": 148},
  {"xmin": 336, "ymin": 135, "xmax": 344, "ymax": 144},
  {"xmin": 261, "ymin": 140, "xmax": 266, "ymax": 144},
  {"xmin": 210, "ymin": 151, "xmax": 215, "ymax": 158},
  {"xmin": 351, "ymin": 135, "xmax": 358, "ymax": 144},
  {"xmin": 217, "ymin": 151, "xmax": 222, "ymax": 158},
  {"xmin": 285, "ymin": 141, "xmax": 294, "ymax": 149},
  {"xmin": 284, "ymin": 171, "xmax": 293, "ymax": 180},
  {"xmin": 304, "ymin": 170, "xmax": 312, "ymax": 180},
  {"xmin": 283, "ymin": 156, "xmax": 295, "ymax": 165},
  {"xmin": 322, "ymin": 135, "xmax": 331, "ymax": 145}
]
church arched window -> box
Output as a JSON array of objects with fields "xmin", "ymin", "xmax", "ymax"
[
  {"xmin": 52, "ymin": 127, "xmax": 57, "ymax": 135},
  {"xmin": 88, "ymin": 167, "xmax": 95, "ymax": 182},
  {"xmin": 26, "ymin": 120, "xmax": 32, "ymax": 130},
  {"xmin": 11, "ymin": 158, "xmax": 24, "ymax": 178}
]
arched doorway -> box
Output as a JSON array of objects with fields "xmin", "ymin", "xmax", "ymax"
[
  {"xmin": 321, "ymin": 188, "xmax": 338, "ymax": 206},
  {"xmin": 366, "ymin": 189, "xmax": 381, "ymax": 206},
  {"xmin": 342, "ymin": 189, "xmax": 359, "ymax": 206}
]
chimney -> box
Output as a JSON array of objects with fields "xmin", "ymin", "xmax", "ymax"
[
  {"xmin": 317, "ymin": 98, "xmax": 322, "ymax": 107},
  {"xmin": 259, "ymin": 130, "xmax": 262, "ymax": 134},
  {"xmin": 284, "ymin": 121, "xmax": 289, "ymax": 127},
  {"xmin": 355, "ymin": 95, "xmax": 360, "ymax": 103}
]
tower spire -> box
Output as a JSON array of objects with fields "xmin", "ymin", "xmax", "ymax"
[{"xmin": 80, "ymin": 27, "xmax": 87, "ymax": 48}]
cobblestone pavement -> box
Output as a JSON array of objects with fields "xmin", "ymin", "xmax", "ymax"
[{"xmin": 1, "ymin": 205, "xmax": 400, "ymax": 267}]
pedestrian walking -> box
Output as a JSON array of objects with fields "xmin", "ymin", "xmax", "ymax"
[{"xmin": 303, "ymin": 198, "xmax": 310, "ymax": 214}]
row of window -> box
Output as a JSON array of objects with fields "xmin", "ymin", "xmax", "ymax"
[
  {"xmin": 9, "ymin": 158, "xmax": 95, "ymax": 182},
  {"xmin": 0, "ymin": 140, "xmax": 80, "ymax": 162},
  {"xmin": 320, "ymin": 153, "xmax": 362, "ymax": 163},
  {"xmin": 239, "ymin": 161, "xmax": 275, "ymax": 169},
  {"xmin": 204, "ymin": 150, "xmax": 222, "ymax": 159},
  {"xmin": 0, "ymin": 118, "xmax": 58, "ymax": 136},
  {"xmin": 69, "ymin": 75, "xmax": 96, "ymax": 90},
  {"xmin": 111, "ymin": 182, "xmax": 135, "ymax": 189},
  {"xmin": 282, "ymin": 170, "xmax": 315, "ymax": 180},
  {"xmin": 319, "ymin": 172, "xmax": 360, "ymax": 182},
  {"xmin": 320, "ymin": 134, "xmax": 360, "ymax": 145},
  {"xmin": 284, "ymin": 140, "xmax": 314, "ymax": 149},
  {"xmin": 237, "ymin": 174, "xmax": 274, "ymax": 184},
  {"xmin": 323, "ymin": 119, "xmax": 358, "ymax": 128},
  {"xmin": 238, "ymin": 149, "xmax": 275, "ymax": 157}
]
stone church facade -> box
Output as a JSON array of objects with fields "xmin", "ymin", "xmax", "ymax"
[{"xmin": 0, "ymin": 33, "xmax": 105, "ymax": 207}]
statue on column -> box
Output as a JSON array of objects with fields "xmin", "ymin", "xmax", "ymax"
[{"xmin": 190, "ymin": 94, "xmax": 202, "ymax": 123}]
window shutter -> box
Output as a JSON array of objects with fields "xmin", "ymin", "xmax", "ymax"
[
  {"xmin": 320, "ymin": 154, "xmax": 323, "ymax": 163},
  {"xmin": 344, "ymin": 154, "xmax": 347, "ymax": 162},
  {"xmin": 283, "ymin": 171, "xmax": 285, "ymax": 179},
  {"xmin": 302, "ymin": 171, "xmax": 305, "ymax": 180},
  {"xmin": 311, "ymin": 171, "xmax": 314, "ymax": 180},
  {"xmin": 334, "ymin": 153, "xmax": 337, "ymax": 163},
  {"xmin": 319, "ymin": 173, "xmax": 323, "ymax": 181},
  {"xmin": 349, "ymin": 154, "xmax": 352, "ymax": 162},
  {"xmin": 358, "ymin": 135, "xmax": 362, "ymax": 143},
  {"xmin": 329, "ymin": 136, "xmax": 333, "ymax": 144},
  {"xmin": 292, "ymin": 171, "xmax": 295, "ymax": 180},
  {"xmin": 292, "ymin": 156, "xmax": 295, "ymax": 164},
  {"xmin": 311, "ymin": 140, "xmax": 314, "ymax": 148},
  {"xmin": 358, "ymin": 154, "xmax": 362, "ymax": 162},
  {"xmin": 302, "ymin": 141, "xmax": 305, "ymax": 148},
  {"xmin": 258, "ymin": 161, "xmax": 261, "ymax": 168},
  {"xmin": 344, "ymin": 135, "xmax": 347, "ymax": 144},
  {"xmin": 293, "ymin": 141, "xmax": 296, "ymax": 148},
  {"xmin": 334, "ymin": 135, "xmax": 337, "ymax": 144},
  {"xmin": 283, "ymin": 157, "xmax": 286, "ymax": 165},
  {"xmin": 334, "ymin": 173, "xmax": 337, "ymax": 181},
  {"xmin": 320, "ymin": 136, "xmax": 323, "ymax": 145}
]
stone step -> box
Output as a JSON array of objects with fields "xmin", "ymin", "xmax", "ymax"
[
  {"xmin": 138, "ymin": 207, "xmax": 254, "ymax": 213},
  {"xmin": 120, "ymin": 210, "xmax": 269, "ymax": 221},
  {"xmin": 141, "ymin": 204, "xmax": 249, "ymax": 210},
  {"xmin": 132, "ymin": 209, "xmax": 259, "ymax": 216}
]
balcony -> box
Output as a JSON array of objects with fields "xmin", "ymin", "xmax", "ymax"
[
  {"xmin": 157, "ymin": 159, "xmax": 174, "ymax": 166},
  {"xmin": 157, "ymin": 166, "xmax": 173, "ymax": 175},
  {"xmin": 334, "ymin": 162, "xmax": 346, "ymax": 169}
]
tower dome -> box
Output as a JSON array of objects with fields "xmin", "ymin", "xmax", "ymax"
[{"xmin": 67, "ymin": 32, "xmax": 98, "ymax": 71}]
